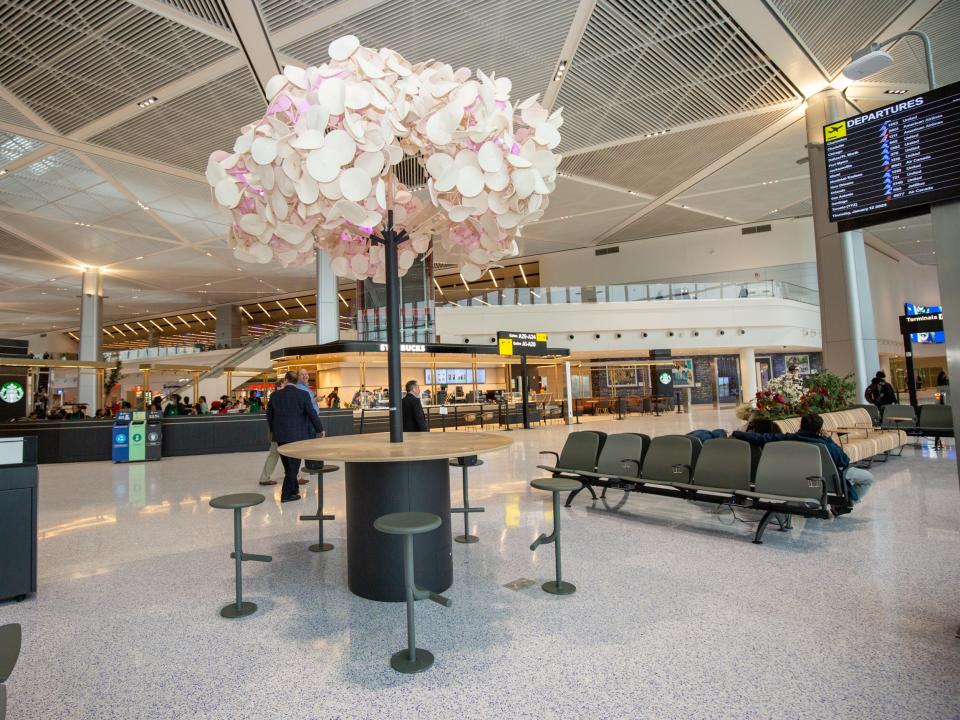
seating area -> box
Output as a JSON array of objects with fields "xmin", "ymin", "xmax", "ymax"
[
  {"xmin": 545, "ymin": 430, "xmax": 840, "ymax": 543},
  {"xmin": 773, "ymin": 407, "xmax": 907, "ymax": 464}
]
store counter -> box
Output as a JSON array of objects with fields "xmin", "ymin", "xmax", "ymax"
[{"xmin": 0, "ymin": 409, "xmax": 354, "ymax": 463}]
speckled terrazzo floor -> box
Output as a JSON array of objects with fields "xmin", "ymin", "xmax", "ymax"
[{"xmin": 2, "ymin": 409, "xmax": 959, "ymax": 719}]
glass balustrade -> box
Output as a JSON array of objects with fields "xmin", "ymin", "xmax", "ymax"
[{"xmin": 438, "ymin": 280, "xmax": 818, "ymax": 309}]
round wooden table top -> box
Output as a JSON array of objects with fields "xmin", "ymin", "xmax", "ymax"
[{"xmin": 278, "ymin": 431, "xmax": 513, "ymax": 463}]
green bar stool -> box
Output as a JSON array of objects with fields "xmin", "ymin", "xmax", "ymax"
[
  {"xmin": 299, "ymin": 463, "xmax": 341, "ymax": 552},
  {"xmin": 374, "ymin": 512, "xmax": 451, "ymax": 674},
  {"xmin": 449, "ymin": 456, "xmax": 485, "ymax": 543},
  {"xmin": 209, "ymin": 493, "xmax": 273, "ymax": 618},
  {"xmin": 529, "ymin": 478, "xmax": 581, "ymax": 595},
  {"xmin": 0, "ymin": 624, "xmax": 21, "ymax": 720}
]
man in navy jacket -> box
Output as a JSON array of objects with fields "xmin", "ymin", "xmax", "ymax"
[{"xmin": 267, "ymin": 371, "xmax": 325, "ymax": 502}]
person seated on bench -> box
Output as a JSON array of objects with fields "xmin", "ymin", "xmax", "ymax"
[
  {"xmin": 733, "ymin": 413, "xmax": 873, "ymax": 501},
  {"xmin": 686, "ymin": 428, "xmax": 727, "ymax": 444}
]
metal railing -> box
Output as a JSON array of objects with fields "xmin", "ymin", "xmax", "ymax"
[{"xmin": 439, "ymin": 280, "xmax": 819, "ymax": 309}]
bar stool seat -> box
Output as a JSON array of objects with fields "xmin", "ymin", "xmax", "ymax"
[
  {"xmin": 210, "ymin": 493, "xmax": 266, "ymax": 510},
  {"xmin": 529, "ymin": 478, "xmax": 579, "ymax": 595},
  {"xmin": 374, "ymin": 512, "xmax": 441, "ymax": 535},
  {"xmin": 209, "ymin": 493, "xmax": 272, "ymax": 618},
  {"xmin": 449, "ymin": 457, "xmax": 485, "ymax": 544},
  {"xmin": 374, "ymin": 512, "xmax": 449, "ymax": 674},
  {"xmin": 531, "ymin": 477, "xmax": 581, "ymax": 493},
  {"xmin": 299, "ymin": 464, "xmax": 341, "ymax": 552}
]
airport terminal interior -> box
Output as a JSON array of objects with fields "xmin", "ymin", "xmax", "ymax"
[{"xmin": 0, "ymin": 1, "xmax": 958, "ymax": 718}]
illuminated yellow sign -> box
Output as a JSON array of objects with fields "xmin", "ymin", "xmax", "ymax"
[{"xmin": 824, "ymin": 121, "xmax": 846, "ymax": 142}]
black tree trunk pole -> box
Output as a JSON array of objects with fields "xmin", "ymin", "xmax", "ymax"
[{"xmin": 382, "ymin": 209, "xmax": 404, "ymax": 443}]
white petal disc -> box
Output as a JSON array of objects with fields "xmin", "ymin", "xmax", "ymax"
[
  {"xmin": 265, "ymin": 75, "xmax": 287, "ymax": 100},
  {"xmin": 305, "ymin": 148, "xmax": 340, "ymax": 183},
  {"xmin": 251, "ymin": 137, "xmax": 278, "ymax": 165},
  {"xmin": 330, "ymin": 255, "xmax": 351, "ymax": 275},
  {"xmin": 238, "ymin": 214, "xmax": 266, "ymax": 235},
  {"xmin": 296, "ymin": 174, "xmax": 320, "ymax": 204},
  {"xmin": 426, "ymin": 152, "xmax": 453, "ymax": 178},
  {"xmin": 448, "ymin": 206, "xmax": 472, "ymax": 222},
  {"xmin": 484, "ymin": 167, "xmax": 510, "ymax": 191},
  {"xmin": 316, "ymin": 77, "xmax": 346, "ymax": 115},
  {"xmin": 457, "ymin": 166, "xmax": 484, "ymax": 197},
  {"xmin": 329, "ymin": 35, "xmax": 360, "ymax": 62},
  {"xmin": 325, "ymin": 129, "xmax": 357, "ymax": 166},
  {"xmin": 214, "ymin": 179, "xmax": 241, "ymax": 207},
  {"xmin": 478, "ymin": 141, "xmax": 502, "ymax": 172},
  {"xmin": 283, "ymin": 65, "xmax": 307, "ymax": 89},
  {"xmin": 340, "ymin": 167, "xmax": 372, "ymax": 202}
]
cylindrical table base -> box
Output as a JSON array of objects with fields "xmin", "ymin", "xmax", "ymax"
[{"xmin": 345, "ymin": 459, "xmax": 452, "ymax": 601}]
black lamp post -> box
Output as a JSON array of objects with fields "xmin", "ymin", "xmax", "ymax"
[{"xmin": 372, "ymin": 209, "xmax": 407, "ymax": 443}]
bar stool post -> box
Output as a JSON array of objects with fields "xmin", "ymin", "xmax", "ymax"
[
  {"xmin": 403, "ymin": 533, "xmax": 417, "ymax": 664},
  {"xmin": 233, "ymin": 508, "xmax": 244, "ymax": 610},
  {"xmin": 551, "ymin": 490, "xmax": 562, "ymax": 586}
]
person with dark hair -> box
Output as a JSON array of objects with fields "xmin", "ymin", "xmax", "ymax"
[
  {"xmin": 163, "ymin": 394, "xmax": 182, "ymax": 417},
  {"xmin": 734, "ymin": 413, "xmax": 872, "ymax": 501},
  {"xmin": 267, "ymin": 370, "xmax": 325, "ymax": 502},
  {"xmin": 151, "ymin": 395, "xmax": 163, "ymax": 414},
  {"xmin": 401, "ymin": 379, "xmax": 428, "ymax": 432},
  {"xmin": 866, "ymin": 371, "xmax": 898, "ymax": 409}
]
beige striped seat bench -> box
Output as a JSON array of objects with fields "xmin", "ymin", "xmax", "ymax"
[{"xmin": 774, "ymin": 408, "xmax": 906, "ymax": 463}]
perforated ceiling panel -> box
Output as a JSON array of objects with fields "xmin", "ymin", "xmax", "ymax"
[
  {"xmin": 600, "ymin": 204, "xmax": 736, "ymax": 244},
  {"xmin": 768, "ymin": 0, "xmax": 912, "ymax": 77},
  {"xmin": 869, "ymin": 0, "xmax": 960, "ymax": 87},
  {"xmin": 0, "ymin": 132, "xmax": 43, "ymax": 168},
  {"xmin": 161, "ymin": 0, "xmax": 232, "ymax": 28},
  {"xmin": 0, "ymin": 1, "xmax": 236, "ymax": 133},
  {"xmin": 89, "ymin": 66, "xmax": 265, "ymax": 172},
  {"xmin": 257, "ymin": 0, "xmax": 343, "ymax": 31},
  {"xmin": 765, "ymin": 196, "xmax": 812, "ymax": 221},
  {"xmin": 555, "ymin": 0, "xmax": 800, "ymax": 151},
  {"xmin": 541, "ymin": 177, "xmax": 643, "ymax": 219},
  {"xmin": 560, "ymin": 107, "xmax": 792, "ymax": 196},
  {"xmin": 0, "ymin": 224, "xmax": 64, "ymax": 263},
  {"xmin": 281, "ymin": 0, "xmax": 578, "ymax": 107}
]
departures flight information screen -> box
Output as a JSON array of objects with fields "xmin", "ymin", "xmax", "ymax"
[{"xmin": 824, "ymin": 80, "xmax": 960, "ymax": 224}]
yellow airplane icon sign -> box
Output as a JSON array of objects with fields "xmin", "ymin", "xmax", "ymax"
[{"xmin": 824, "ymin": 121, "xmax": 847, "ymax": 142}]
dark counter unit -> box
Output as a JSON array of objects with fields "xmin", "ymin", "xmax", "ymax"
[
  {"xmin": 0, "ymin": 410, "xmax": 354, "ymax": 463},
  {"xmin": 0, "ymin": 436, "xmax": 38, "ymax": 602}
]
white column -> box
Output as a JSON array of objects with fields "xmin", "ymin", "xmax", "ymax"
[
  {"xmin": 739, "ymin": 347, "xmax": 757, "ymax": 403},
  {"xmin": 931, "ymin": 200, "xmax": 960, "ymax": 482},
  {"xmin": 77, "ymin": 268, "xmax": 103, "ymax": 415},
  {"xmin": 316, "ymin": 250, "xmax": 339, "ymax": 344},
  {"xmin": 564, "ymin": 360, "xmax": 573, "ymax": 424},
  {"xmin": 805, "ymin": 88, "xmax": 880, "ymax": 400}
]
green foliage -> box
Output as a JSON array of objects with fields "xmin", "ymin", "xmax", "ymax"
[{"xmin": 104, "ymin": 360, "xmax": 122, "ymax": 398}]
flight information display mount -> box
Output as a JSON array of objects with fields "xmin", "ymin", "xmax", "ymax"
[{"xmin": 824, "ymin": 80, "xmax": 960, "ymax": 226}]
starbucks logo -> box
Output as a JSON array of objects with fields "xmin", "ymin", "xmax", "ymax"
[
  {"xmin": 0, "ymin": 381, "xmax": 24, "ymax": 403},
  {"xmin": 659, "ymin": 372, "xmax": 672, "ymax": 385}
]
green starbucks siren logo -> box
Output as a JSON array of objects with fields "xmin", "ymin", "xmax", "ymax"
[
  {"xmin": 0, "ymin": 381, "xmax": 24, "ymax": 403},
  {"xmin": 659, "ymin": 372, "xmax": 672, "ymax": 385}
]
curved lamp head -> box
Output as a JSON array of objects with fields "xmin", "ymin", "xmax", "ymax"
[{"xmin": 842, "ymin": 45, "xmax": 894, "ymax": 81}]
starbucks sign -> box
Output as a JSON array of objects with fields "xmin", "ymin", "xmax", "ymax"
[
  {"xmin": 658, "ymin": 372, "xmax": 672, "ymax": 385},
  {"xmin": 0, "ymin": 381, "xmax": 24, "ymax": 404}
]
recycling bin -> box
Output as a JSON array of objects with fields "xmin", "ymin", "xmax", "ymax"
[{"xmin": 112, "ymin": 410, "xmax": 160, "ymax": 463}]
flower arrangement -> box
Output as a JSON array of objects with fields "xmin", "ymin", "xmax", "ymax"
[
  {"xmin": 746, "ymin": 370, "xmax": 855, "ymax": 421},
  {"xmin": 207, "ymin": 35, "xmax": 562, "ymax": 282}
]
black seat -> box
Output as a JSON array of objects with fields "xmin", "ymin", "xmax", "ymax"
[
  {"xmin": 209, "ymin": 493, "xmax": 272, "ymax": 618},
  {"xmin": 0, "ymin": 624, "xmax": 21, "ymax": 720}
]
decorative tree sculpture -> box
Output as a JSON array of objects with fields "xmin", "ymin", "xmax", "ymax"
[{"xmin": 208, "ymin": 35, "xmax": 562, "ymax": 440}]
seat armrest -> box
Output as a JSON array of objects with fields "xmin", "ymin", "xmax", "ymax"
[
  {"xmin": 808, "ymin": 475, "xmax": 827, "ymax": 510},
  {"xmin": 539, "ymin": 451, "xmax": 560, "ymax": 463}
]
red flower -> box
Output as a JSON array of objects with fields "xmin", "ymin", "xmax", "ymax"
[{"xmin": 774, "ymin": 394, "xmax": 784, "ymax": 403}]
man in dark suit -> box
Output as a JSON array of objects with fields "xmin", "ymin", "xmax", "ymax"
[
  {"xmin": 401, "ymin": 379, "xmax": 428, "ymax": 432},
  {"xmin": 267, "ymin": 371, "xmax": 325, "ymax": 502}
]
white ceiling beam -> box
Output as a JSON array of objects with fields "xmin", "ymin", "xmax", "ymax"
[
  {"xmin": 0, "ymin": 121, "xmax": 205, "ymax": 183},
  {"xmin": 124, "ymin": 0, "xmax": 239, "ymax": 46},
  {"xmin": 716, "ymin": 0, "xmax": 828, "ymax": 97},
  {"xmin": 865, "ymin": 0, "xmax": 942, "ymax": 73},
  {"xmin": 589, "ymin": 103, "xmax": 807, "ymax": 245},
  {"xmin": 222, "ymin": 0, "xmax": 281, "ymax": 96},
  {"xmin": 541, "ymin": 0, "xmax": 597, "ymax": 111}
]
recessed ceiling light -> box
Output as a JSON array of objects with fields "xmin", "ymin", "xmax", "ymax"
[
  {"xmin": 884, "ymin": 89, "xmax": 908, "ymax": 95},
  {"xmin": 135, "ymin": 256, "xmax": 144, "ymax": 260},
  {"xmin": 0, "ymin": 169, "xmax": 7, "ymax": 176},
  {"xmin": 553, "ymin": 60, "xmax": 567, "ymax": 82},
  {"xmin": 205, "ymin": 252, "xmax": 212, "ymax": 257},
  {"xmin": 138, "ymin": 97, "xmax": 158, "ymax": 108}
]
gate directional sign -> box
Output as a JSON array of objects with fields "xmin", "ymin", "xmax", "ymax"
[
  {"xmin": 497, "ymin": 331, "xmax": 548, "ymax": 356},
  {"xmin": 899, "ymin": 312, "xmax": 943, "ymax": 335}
]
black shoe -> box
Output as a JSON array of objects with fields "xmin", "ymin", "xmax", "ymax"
[
  {"xmin": 280, "ymin": 493, "xmax": 302, "ymax": 503},
  {"xmin": 259, "ymin": 480, "xmax": 278, "ymax": 486}
]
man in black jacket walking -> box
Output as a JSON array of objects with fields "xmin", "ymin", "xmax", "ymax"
[
  {"xmin": 267, "ymin": 371, "xmax": 325, "ymax": 502},
  {"xmin": 401, "ymin": 379, "xmax": 428, "ymax": 432}
]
